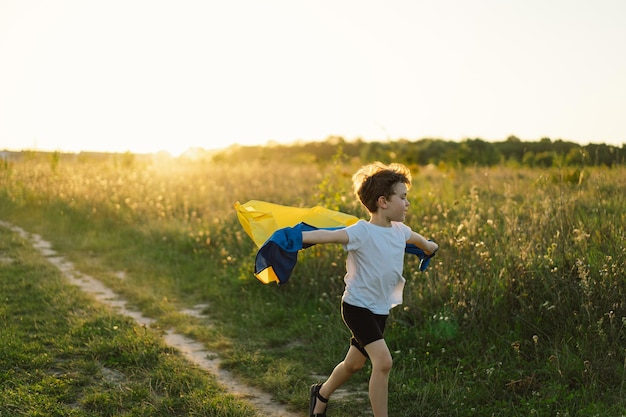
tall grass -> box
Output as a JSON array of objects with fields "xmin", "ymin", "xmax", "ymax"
[{"xmin": 1, "ymin": 152, "xmax": 625, "ymax": 415}]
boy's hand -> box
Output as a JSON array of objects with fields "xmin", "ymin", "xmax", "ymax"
[
  {"xmin": 419, "ymin": 241, "xmax": 437, "ymax": 271},
  {"xmin": 405, "ymin": 241, "xmax": 438, "ymax": 271}
]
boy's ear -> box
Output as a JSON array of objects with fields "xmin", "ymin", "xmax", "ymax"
[{"xmin": 377, "ymin": 195, "xmax": 388, "ymax": 208}]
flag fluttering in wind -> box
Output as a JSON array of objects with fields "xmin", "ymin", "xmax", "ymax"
[
  {"xmin": 234, "ymin": 200, "xmax": 358, "ymax": 284},
  {"xmin": 234, "ymin": 200, "xmax": 435, "ymax": 285},
  {"xmin": 234, "ymin": 200, "xmax": 358, "ymax": 248}
]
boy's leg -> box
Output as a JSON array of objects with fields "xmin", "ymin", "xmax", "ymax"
[
  {"xmin": 364, "ymin": 339, "xmax": 392, "ymax": 417},
  {"xmin": 313, "ymin": 345, "xmax": 367, "ymax": 414}
]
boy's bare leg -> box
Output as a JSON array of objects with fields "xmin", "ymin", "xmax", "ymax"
[
  {"xmin": 314, "ymin": 345, "xmax": 367, "ymax": 414},
  {"xmin": 364, "ymin": 339, "xmax": 392, "ymax": 417}
]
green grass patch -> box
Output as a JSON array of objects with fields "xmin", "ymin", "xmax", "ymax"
[
  {"xmin": 1, "ymin": 155, "xmax": 626, "ymax": 415},
  {"xmin": 0, "ymin": 226, "xmax": 257, "ymax": 416}
]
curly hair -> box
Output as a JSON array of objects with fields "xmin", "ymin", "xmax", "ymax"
[{"xmin": 352, "ymin": 162, "xmax": 412, "ymax": 213}]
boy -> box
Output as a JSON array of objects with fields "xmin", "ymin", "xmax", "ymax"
[{"xmin": 303, "ymin": 162, "xmax": 438, "ymax": 417}]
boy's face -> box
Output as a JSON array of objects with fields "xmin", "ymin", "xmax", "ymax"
[{"xmin": 385, "ymin": 182, "xmax": 410, "ymax": 222}]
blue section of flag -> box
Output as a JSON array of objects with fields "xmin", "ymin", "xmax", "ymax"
[{"xmin": 255, "ymin": 223, "xmax": 436, "ymax": 285}]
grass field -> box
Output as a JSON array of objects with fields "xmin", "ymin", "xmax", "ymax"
[
  {"xmin": 0, "ymin": 223, "xmax": 257, "ymax": 416},
  {"xmin": 1, "ymin": 151, "xmax": 625, "ymax": 416}
]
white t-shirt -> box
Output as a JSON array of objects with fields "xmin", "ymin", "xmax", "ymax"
[{"xmin": 342, "ymin": 219, "xmax": 413, "ymax": 314}]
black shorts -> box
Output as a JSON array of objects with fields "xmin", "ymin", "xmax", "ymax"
[{"xmin": 341, "ymin": 302, "xmax": 388, "ymax": 358}]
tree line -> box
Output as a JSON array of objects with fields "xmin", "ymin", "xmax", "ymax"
[{"xmin": 212, "ymin": 136, "xmax": 625, "ymax": 167}]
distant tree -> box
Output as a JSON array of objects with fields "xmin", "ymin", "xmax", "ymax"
[
  {"xmin": 584, "ymin": 143, "xmax": 617, "ymax": 166},
  {"xmin": 506, "ymin": 135, "xmax": 521, "ymax": 143},
  {"xmin": 406, "ymin": 139, "xmax": 441, "ymax": 165},
  {"xmin": 496, "ymin": 136, "xmax": 524, "ymax": 162},
  {"xmin": 552, "ymin": 139, "xmax": 578, "ymax": 156},
  {"xmin": 565, "ymin": 147, "xmax": 585, "ymax": 166},
  {"xmin": 534, "ymin": 151, "xmax": 555, "ymax": 167},
  {"xmin": 360, "ymin": 141, "xmax": 392, "ymax": 162},
  {"xmin": 522, "ymin": 151, "xmax": 536, "ymax": 167},
  {"xmin": 456, "ymin": 139, "xmax": 501, "ymax": 166},
  {"xmin": 206, "ymin": 136, "xmax": 625, "ymax": 167}
]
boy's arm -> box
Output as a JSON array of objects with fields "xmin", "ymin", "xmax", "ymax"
[
  {"xmin": 407, "ymin": 231, "xmax": 438, "ymax": 255},
  {"xmin": 302, "ymin": 229, "xmax": 349, "ymax": 245}
]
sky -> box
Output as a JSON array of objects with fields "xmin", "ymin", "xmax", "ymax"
[{"xmin": 1, "ymin": 0, "xmax": 625, "ymax": 156}]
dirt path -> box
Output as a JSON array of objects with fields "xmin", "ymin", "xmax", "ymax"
[{"xmin": 0, "ymin": 220, "xmax": 300, "ymax": 417}]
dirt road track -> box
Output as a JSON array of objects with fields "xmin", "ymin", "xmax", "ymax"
[{"xmin": 0, "ymin": 220, "xmax": 300, "ymax": 417}]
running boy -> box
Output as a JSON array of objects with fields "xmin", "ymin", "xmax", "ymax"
[{"xmin": 303, "ymin": 161, "xmax": 438, "ymax": 417}]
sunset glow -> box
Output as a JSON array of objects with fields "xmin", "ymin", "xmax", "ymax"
[{"xmin": 1, "ymin": 0, "xmax": 625, "ymax": 156}]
